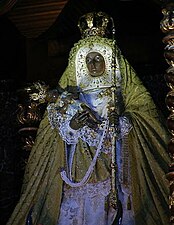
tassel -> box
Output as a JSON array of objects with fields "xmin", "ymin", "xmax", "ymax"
[{"xmin": 127, "ymin": 195, "xmax": 131, "ymax": 210}]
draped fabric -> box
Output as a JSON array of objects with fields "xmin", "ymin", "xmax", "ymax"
[
  {"xmin": 7, "ymin": 37, "xmax": 170, "ymax": 225},
  {"xmin": 6, "ymin": 113, "xmax": 65, "ymax": 225},
  {"xmin": 119, "ymin": 55, "xmax": 170, "ymax": 225}
]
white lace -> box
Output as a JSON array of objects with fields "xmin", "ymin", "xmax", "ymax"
[
  {"xmin": 119, "ymin": 116, "xmax": 132, "ymax": 138},
  {"xmin": 57, "ymin": 179, "xmax": 117, "ymax": 225},
  {"xmin": 47, "ymin": 102, "xmax": 101, "ymax": 146},
  {"xmin": 63, "ymin": 179, "xmax": 111, "ymax": 198},
  {"xmin": 60, "ymin": 119, "xmax": 109, "ymax": 187}
]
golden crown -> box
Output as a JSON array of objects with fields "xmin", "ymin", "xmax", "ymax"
[{"xmin": 78, "ymin": 11, "xmax": 115, "ymax": 39}]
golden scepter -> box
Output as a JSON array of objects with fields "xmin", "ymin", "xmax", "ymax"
[
  {"xmin": 109, "ymin": 16, "xmax": 117, "ymax": 208},
  {"xmin": 109, "ymin": 18, "xmax": 122, "ymax": 221},
  {"xmin": 109, "ymin": 86, "xmax": 120, "ymax": 210}
]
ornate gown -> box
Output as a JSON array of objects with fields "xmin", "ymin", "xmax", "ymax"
[
  {"xmin": 46, "ymin": 86, "xmax": 132, "ymax": 224},
  {"xmin": 6, "ymin": 36, "xmax": 170, "ymax": 225}
]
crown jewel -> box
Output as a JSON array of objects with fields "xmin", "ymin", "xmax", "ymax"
[{"xmin": 78, "ymin": 11, "xmax": 115, "ymax": 39}]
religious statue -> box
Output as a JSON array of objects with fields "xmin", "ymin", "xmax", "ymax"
[{"xmin": 7, "ymin": 11, "xmax": 170, "ymax": 225}]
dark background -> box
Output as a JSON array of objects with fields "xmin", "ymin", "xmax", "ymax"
[{"xmin": 0, "ymin": 0, "xmax": 170, "ymax": 224}]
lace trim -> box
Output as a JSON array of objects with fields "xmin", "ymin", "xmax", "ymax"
[
  {"xmin": 119, "ymin": 116, "xmax": 132, "ymax": 138},
  {"xmin": 47, "ymin": 101, "xmax": 101, "ymax": 146},
  {"xmin": 63, "ymin": 179, "xmax": 111, "ymax": 198},
  {"xmin": 60, "ymin": 119, "xmax": 109, "ymax": 187}
]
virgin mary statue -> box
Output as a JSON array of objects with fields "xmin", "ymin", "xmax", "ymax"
[{"xmin": 7, "ymin": 11, "xmax": 170, "ymax": 225}]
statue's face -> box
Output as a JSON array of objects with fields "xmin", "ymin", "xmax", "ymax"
[{"xmin": 86, "ymin": 52, "xmax": 105, "ymax": 77}]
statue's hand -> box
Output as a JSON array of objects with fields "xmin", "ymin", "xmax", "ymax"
[
  {"xmin": 70, "ymin": 110, "xmax": 89, "ymax": 130},
  {"xmin": 70, "ymin": 104, "xmax": 101, "ymax": 130}
]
